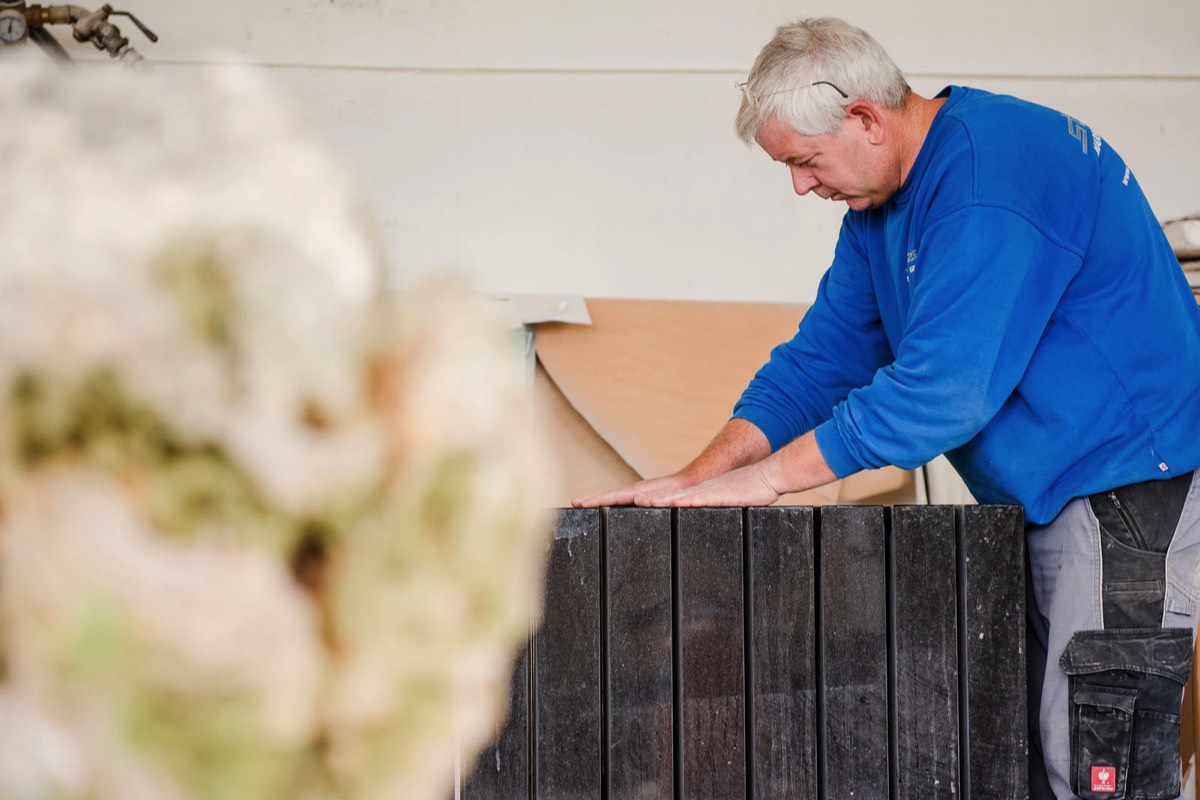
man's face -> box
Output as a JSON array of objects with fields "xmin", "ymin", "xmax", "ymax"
[{"xmin": 754, "ymin": 112, "xmax": 896, "ymax": 211}]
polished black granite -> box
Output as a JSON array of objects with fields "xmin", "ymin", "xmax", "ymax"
[
  {"xmin": 606, "ymin": 507, "xmax": 674, "ymax": 799},
  {"xmin": 747, "ymin": 506, "xmax": 817, "ymax": 798},
  {"xmin": 892, "ymin": 505, "xmax": 961, "ymax": 800},
  {"xmin": 458, "ymin": 504, "xmax": 1027, "ymax": 800},
  {"xmin": 462, "ymin": 645, "xmax": 529, "ymax": 800},
  {"xmin": 677, "ymin": 507, "xmax": 745, "ymax": 800},
  {"xmin": 819, "ymin": 505, "xmax": 889, "ymax": 800},
  {"xmin": 535, "ymin": 507, "xmax": 602, "ymax": 800},
  {"xmin": 960, "ymin": 505, "xmax": 1028, "ymax": 800}
]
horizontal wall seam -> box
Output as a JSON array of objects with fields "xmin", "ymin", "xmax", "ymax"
[{"xmin": 69, "ymin": 57, "xmax": 1200, "ymax": 81}]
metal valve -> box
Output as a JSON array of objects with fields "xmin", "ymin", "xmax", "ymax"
[{"xmin": 0, "ymin": 1, "xmax": 156, "ymax": 67}]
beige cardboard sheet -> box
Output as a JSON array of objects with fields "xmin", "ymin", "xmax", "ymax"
[{"xmin": 534, "ymin": 298, "xmax": 913, "ymax": 507}]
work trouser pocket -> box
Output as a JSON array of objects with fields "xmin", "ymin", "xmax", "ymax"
[
  {"xmin": 1089, "ymin": 472, "xmax": 1193, "ymax": 629},
  {"xmin": 1060, "ymin": 628, "xmax": 1194, "ymax": 800}
]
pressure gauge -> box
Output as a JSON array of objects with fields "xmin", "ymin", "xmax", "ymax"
[{"xmin": 0, "ymin": 9, "xmax": 27, "ymax": 44}]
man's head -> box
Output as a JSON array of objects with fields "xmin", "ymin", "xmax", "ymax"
[
  {"xmin": 735, "ymin": 17, "xmax": 910, "ymax": 141},
  {"xmin": 736, "ymin": 18, "xmax": 915, "ymax": 211}
]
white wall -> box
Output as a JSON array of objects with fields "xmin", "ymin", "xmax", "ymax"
[{"xmin": 8, "ymin": 0, "xmax": 1200, "ymax": 302}]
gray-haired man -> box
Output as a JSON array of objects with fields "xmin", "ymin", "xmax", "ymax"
[{"xmin": 578, "ymin": 17, "xmax": 1200, "ymax": 800}]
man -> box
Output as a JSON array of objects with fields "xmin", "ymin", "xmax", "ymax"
[{"xmin": 575, "ymin": 17, "xmax": 1200, "ymax": 800}]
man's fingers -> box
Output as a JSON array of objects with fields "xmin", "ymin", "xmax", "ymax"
[
  {"xmin": 635, "ymin": 468, "xmax": 780, "ymax": 508},
  {"xmin": 637, "ymin": 486, "xmax": 707, "ymax": 507},
  {"xmin": 574, "ymin": 479, "xmax": 673, "ymax": 507},
  {"xmin": 631, "ymin": 487, "xmax": 676, "ymax": 506},
  {"xmin": 631, "ymin": 490, "xmax": 673, "ymax": 506},
  {"xmin": 575, "ymin": 474, "xmax": 697, "ymax": 508},
  {"xmin": 572, "ymin": 488, "xmax": 635, "ymax": 508}
]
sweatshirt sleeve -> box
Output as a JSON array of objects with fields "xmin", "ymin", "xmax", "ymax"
[
  {"xmin": 732, "ymin": 216, "xmax": 894, "ymax": 450},
  {"xmin": 814, "ymin": 204, "xmax": 1083, "ymax": 477}
]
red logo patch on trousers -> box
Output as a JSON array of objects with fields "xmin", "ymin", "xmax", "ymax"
[{"xmin": 1091, "ymin": 766, "xmax": 1117, "ymax": 793}]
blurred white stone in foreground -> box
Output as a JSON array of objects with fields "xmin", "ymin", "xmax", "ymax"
[{"xmin": 0, "ymin": 63, "xmax": 548, "ymax": 800}]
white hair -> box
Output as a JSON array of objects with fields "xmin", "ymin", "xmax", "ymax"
[{"xmin": 735, "ymin": 17, "xmax": 911, "ymax": 142}]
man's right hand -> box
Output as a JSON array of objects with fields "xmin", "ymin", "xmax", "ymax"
[
  {"xmin": 570, "ymin": 419, "xmax": 773, "ymax": 508},
  {"xmin": 571, "ymin": 472, "xmax": 698, "ymax": 508}
]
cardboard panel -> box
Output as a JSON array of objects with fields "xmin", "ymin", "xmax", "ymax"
[
  {"xmin": 534, "ymin": 298, "xmax": 912, "ymax": 506},
  {"xmin": 533, "ymin": 361, "xmax": 640, "ymax": 506}
]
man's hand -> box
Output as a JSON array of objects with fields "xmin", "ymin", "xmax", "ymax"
[
  {"xmin": 571, "ymin": 472, "xmax": 697, "ymax": 508},
  {"xmin": 571, "ymin": 419, "xmax": 771, "ymax": 508},
  {"xmin": 572, "ymin": 428, "xmax": 836, "ymax": 508},
  {"xmin": 637, "ymin": 463, "xmax": 782, "ymax": 507}
]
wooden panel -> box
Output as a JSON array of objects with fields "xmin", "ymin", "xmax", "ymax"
[
  {"xmin": 819, "ymin": 505, "xmax": 889, "ymax": 799},
  {"xmin": 959, "ymin": 506, "xmax": 1028, "ymax": 800},
  {"xmin": 890, "ymin": 505, "xmax": 960, "ymax": 800},
  {"xmin": 606, "ymin": 507, "xmax": 674, "ymax": 799},
  {"xmin": 677, "ymin": 508, "xmax": 746, "ymax": 800},
  {"xmin": 535, "ymin": 508, "xmax": 602, "ymax": 800},
  {"xmin": 747, "ymin": 506, "xmax": 817, "ymax": 798}
]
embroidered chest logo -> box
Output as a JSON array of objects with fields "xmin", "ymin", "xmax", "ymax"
[{"xmin": 905, "ymin": 249, "xmax": 917, "ymax": 282}]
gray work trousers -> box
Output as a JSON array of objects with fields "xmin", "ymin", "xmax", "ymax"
[{"xmin": 1027, "ymin": 470, "xmax": 1200, "ymax": 800}]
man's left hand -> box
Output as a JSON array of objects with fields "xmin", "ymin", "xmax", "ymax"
[
  {"xmin": 637, "ymin": 430, "xmax": 837, "ymax": 507},
  {"xmin": 637, "ymin": 463, "xmax": 782, "ymax": 507}
]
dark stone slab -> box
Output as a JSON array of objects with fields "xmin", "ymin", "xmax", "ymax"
[
  {"xmin": 606, "ymin": 507, "xmax": 675, "ymax": 800},
  {"xmin": 747, "ymin": 506, "xmax": 817, "ymax": 799},
  {"xmin": 535, "ymin": 508, "xmax": 602, "ymax": 800},
  {"xmin": 891, "ymin": 505, "xmax": 960, "ymax": 800},
  {"xmin": 819, "ymin": 505, "xmax": 889, "ymax": 800},
  {"xmin": 463, "ymin": 644, "xmax": 530, "ymax": 800},
  {"xmin": 959, "ymin": 505, "xmax": 1028, "ymax": 800},
  {"xmin": 508, "ymin": 504, "xmax": 1027, "ymax": 800},
  {"xmin": 677, "ymin": 507, "xmax": 746, "ymax": 800}
]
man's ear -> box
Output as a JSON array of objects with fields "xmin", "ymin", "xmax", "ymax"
[{"xmin": 846, "ymin": 101, "xmax": 886, "ymax": 145}]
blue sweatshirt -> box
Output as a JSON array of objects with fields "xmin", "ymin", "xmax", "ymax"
[{"xmin": 733, "ymin": 86, "xmax": 1200, "ymax": 524}]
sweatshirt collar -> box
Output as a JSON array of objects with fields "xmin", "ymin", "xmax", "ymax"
[{"xmin": 892, "ymin": 86, "xmax": 961, "ymax": 208}]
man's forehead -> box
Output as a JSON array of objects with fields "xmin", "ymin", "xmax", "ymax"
[{"xmin": 755, "ymin": 117, "xmax": 827, "ymax": 161}]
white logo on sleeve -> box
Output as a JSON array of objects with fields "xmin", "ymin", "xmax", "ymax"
[{"xmin": 1063, "ymin": 114, "xmax": 1089, "ymax": 154}]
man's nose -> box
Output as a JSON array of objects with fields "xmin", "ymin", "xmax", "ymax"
[{"xmin": 789, "ymin": 165, "xmax": 819, "ymax": 196}]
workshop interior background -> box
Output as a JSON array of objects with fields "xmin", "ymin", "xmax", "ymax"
[
  {"xmin": 3, "ymin": 2, "xmax": 1200, "ymax": 799},
  {"xmin": 3, "ymin": 0, "xmax": 1195, "ymax": 305}
]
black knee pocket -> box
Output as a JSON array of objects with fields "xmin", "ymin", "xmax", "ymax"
[{"xmin": 1060, "ymin": 628, "xmax": 1194, "ymax": 799}]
